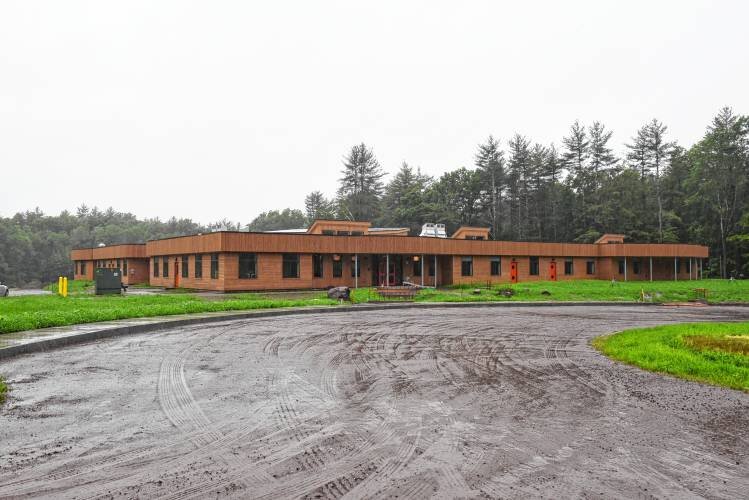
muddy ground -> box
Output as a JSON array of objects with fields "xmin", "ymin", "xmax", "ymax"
[{"xmin": 1, "ymin": 305, "xmax": 748, "ymax": 499}]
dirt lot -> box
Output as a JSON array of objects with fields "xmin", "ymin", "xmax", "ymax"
[{"xmin": 1, "ymin": 305, "xmax": 748, "ymax": 499}]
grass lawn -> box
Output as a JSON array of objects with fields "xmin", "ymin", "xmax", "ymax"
[
  {"xmin": 351, "ymin": 279, "xmax": 749, "ymax": 304},
  {"xmin": 0, "ymin": 292, "xmax": 338, "ymax": 335},
  {"xmin": 0, "ymin": 377, "xmax": 6, "ymax": 405},
  {"xmin": 593, "ymin": 322, "xmax": 749, "ymax": 391}
]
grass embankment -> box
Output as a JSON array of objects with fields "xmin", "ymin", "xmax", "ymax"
[
  {"xmin": 351, "ymin": 279, "xmax": 749, "ymax": 304},
  {"xmin": 593, "ymin": 322, "xmax": 749, "ymax": 391},
  {"xmin": 0, "ymin": 293, "xmax": 337, "ymax": 335}
]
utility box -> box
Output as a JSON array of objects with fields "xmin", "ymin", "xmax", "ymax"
[{"xmin": 95, "ymin": 268, "xmax": 122, "ymax": 295}]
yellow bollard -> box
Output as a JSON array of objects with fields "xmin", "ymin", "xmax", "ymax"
[
  {"xmin": 58, "ymin": 276, "xmax": 63, "ymax": 296},
  {"xmin": 62, "ymin": 277, "xmax": 68, "ymax": 297}
]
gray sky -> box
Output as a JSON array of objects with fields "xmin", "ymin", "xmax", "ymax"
[{"xmin": 1, "ymin": 0, "xmax": 748, "ymax": 224}]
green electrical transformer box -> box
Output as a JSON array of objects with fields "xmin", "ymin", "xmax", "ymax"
[{"xmin": 95, "ymin": 268, "xmax": 122, "ymax": 295}]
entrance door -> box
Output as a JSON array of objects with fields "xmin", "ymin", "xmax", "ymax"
[
  {"xmin": 510, "ymin": 260, "xmax": 518, "ymax": 283},
  {"xmin": 549, "ymin": 261, "xmax": 557, "ymax": 281}
]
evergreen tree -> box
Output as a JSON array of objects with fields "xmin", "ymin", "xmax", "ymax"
[
  {"xmin": 304, "ymin": 191, "xmax": 336, "ymax": 222},
  {"xmin": 475, "ymin": 136, "xmax": 506, "ymax": 239},
  {"xmin": 336, "ymin": 143, "xmax": 386, "ymax": 221},
  {"xmin": 380, "ymin": 162, "xmax": 432, "ymax": 233}
]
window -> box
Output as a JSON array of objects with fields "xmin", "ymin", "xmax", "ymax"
[
  {"xmin": 333, "ymin": 259, "xmax": 343, "ymax": 277},
  {"xmin": 466, "ymin": 235, "xmax": 485, "ymax": 240},
  {"xmin": 116, "ymin": 259, "xmax": 121, "ymax": 270},
  {"xmin": 351, "ymin": 231, "xmax": 364, "ymax": 236},
  {"xmin": 162, "ymin": 256, "xmax": 169, "ymax": 278},
  {"xmin": 123, "ymin": 259, "xmax": 127, "ymax": 275},
  {"xmin": 182, "ymin": 255, "xmax": 189, "ymax": 278},
  {"xmin": 413, "ymin": 257, "xmax": 422, "ymax": 277},
  {"xmin": 322, "ymin": 230, "xmax": 335, "ymax": 235},
  {"xmin": 564, "ymin": 258, "xmax": 573, "ymax": 275},
  {"xmin": 351, "ymin": 258, "xmax": 360, "ymax": 277},
  {"xmin": 461, "ymin": 256, "xmax": 473, "ymax": 277},
  {"xmin": 282, "ymin": 254, "xmax": 299, "ymax": 278},
  {"xmin": 428, "ymin": 258, "xmax": 435, "ymax": 277},
  {"xmin": 210, "ymin": 253, "xmax": 219, "ymax": 279},
  {"xmin": 313, "ymin": 254, "xmax": 323, "ymax": 278},
  {"xmin": 153, "ymin": 257, "xmax": 159, "ymax": 277},
  {"xmin": 586, "ymin": 260, "xmax": 595, "ymax": 275},
  {"xmin": 529, "ymin": 256, "xmax": 539, "ymax": 276},
  {"xmin": 490, "ymin": 256, "xmax": 501, "ymax": 276},
  {"xmin": 633, "ymin": 258, "xmax": 641, "ymax": 274},
  {"xmin": 336, "ymin": 230, "xmax": 350, "ymax": 236},
  {"xmin": 81, "ymin": 261, "xmax": 87, "ymax": 275},
  {"xmin": 686, "ymin": 259, "xmax": 691, "ymax": 274},
  {"xmin": 238, "ymin": 253, "xmax": 257, "ymax": 279},
  {"xmin": 618, "ymin": 259, "xmax": 626, "ymax": 274},
  {"xmin": 675, "ymin": 258, "xmax": 681, "ymax": 273},
  {"xmin": 195, "ymin": 254, "xmax": 203, "ymax": 278}
]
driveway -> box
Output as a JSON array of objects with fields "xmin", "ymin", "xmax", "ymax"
[{"xmin": 1, "ymin": 305, "xmax": 747, "ymax": 498}]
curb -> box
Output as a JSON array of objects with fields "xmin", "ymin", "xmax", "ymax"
[{"xmin": 0, "ymin": 300, "xmax": 734, "ymax": 361}]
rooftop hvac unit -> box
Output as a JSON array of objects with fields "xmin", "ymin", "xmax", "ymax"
[{"xmin": 419, "ymin": 223, "xmax": 447, "ymax": 238}]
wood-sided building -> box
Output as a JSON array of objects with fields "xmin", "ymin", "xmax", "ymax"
[{"xmin": 70, "ymin": 220, "xmax": 709, "ymax": 291}]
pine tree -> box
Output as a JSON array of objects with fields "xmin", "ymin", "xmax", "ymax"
[
  {"xmin": 475, "ymin": 136, "xmax": 506, "ymax": 239},
  {"xmin": 336, "ymin": 143, "xmax": 386, "ymax": 221},
  {"xmin": 381, "ymin": 162, "xmax": 432, "ymax": 232},
  {"xmin": 304, "ymin": 191, "xmax": 336, "ymax": 222},
  {"xmin": 506, "ymin": 134, "xmax": 532, "ymax": 240},
  {"xmin": 588, "ymin": 121, "xmax": 618, "ymax": 177}
]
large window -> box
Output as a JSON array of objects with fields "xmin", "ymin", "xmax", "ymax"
[
  {"xmin": 116, "ymin": 259, "xmax": 121, "ymax": 270},
  {"xmin": 123, "ymin": 259, "xmax": 127, "ymax": 275},
  {"xmin": 586, "ymin": 260, "xmax": 596, "ymax": 275},
  {"xmin": 282, "ymin": 254, "xmax": 299, "ymax": 278},
  {"xmin": 490, "ymin": 256, "xmax": 501, "ymax": 276},
  {"xmin": 428, "ymin": 258, "xmax": 435, "ymax": 277},
  {"xmin": 313, "ymin": 254, "xmax": 323, "ymax": 278},
  {"xmin": 81, "ymin": 261, "xmax": 87, "ymax": 275},
  {"xmin": 675, "ymin": 258, "xmax": 681, "ymax": 273},
  {"xmin": 633, "ymin": 258, "xmax": 641, "ymax": 274},
  {"xmin": 182, "ymin": 255, "xmax": 189, "ymax": 278},
  {"xmin": 195, "ymin": 254, "xmax": 203, "ymax": 278},
  {"xmin": 618, "ymin": 259, "xmax": 626, "ymax": 274},
  {"xmin": 529, "ymin": 256, "xmax": 539, "ymax": 276},
  {"xmin": 332, "ymin": 259, "xmax": 343, "ymax": 277},
  {"xmin": 564, "ymin": 258, "xmax": 573, "ymax": 275},
  {"xmin": 238, "ymin": 253, "xmax": 257, "ymax": 279},
  {"xmin": 162, "ymin": 256, "xmax": 169, "ymax": 277},
  {"xmin": 413, "ymin": 257, "xmax": 421, "ymax": 277},
  {"xmin": 153, "ymin": 257, "xmax": 159, "ymax": 277},
  {"xmin": 351, "ymin": 257, "xmax": 360, "ymax": 277},
  {"xmin": 461, "ymin": 256, "xmax": 473, "ymax": 277},
  {"xmin": 210, "ymin": 253, "xmax": 219, "ymax": 279}
]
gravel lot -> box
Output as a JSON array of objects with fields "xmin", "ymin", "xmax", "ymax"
[{"xmin": 1, "ymin": 305, "xmax": 748, "ymax": 499}]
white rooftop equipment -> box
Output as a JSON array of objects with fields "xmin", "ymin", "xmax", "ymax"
[{"xmin": 419, "ymin": 223, "xmax": 447, "ymax": 238}]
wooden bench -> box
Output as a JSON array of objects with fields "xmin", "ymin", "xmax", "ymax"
[{"xmin": 376, "ymin": 286, "xmax": 419, "ymax": 300}]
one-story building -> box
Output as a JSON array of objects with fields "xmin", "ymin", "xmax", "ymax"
[{"xmin": 71, "ymin": 220, "xmax": 709, "ymax": 291}]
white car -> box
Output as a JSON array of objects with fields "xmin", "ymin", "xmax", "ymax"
[{"xmin": 0, "ymin": 282, "xmax": 9, "ymax": 297}]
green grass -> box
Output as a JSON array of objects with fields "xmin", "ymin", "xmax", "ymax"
[
  {"xmin": 593, "ymin": 322, "xmax": 749, "ymax": 391},
  {"xmin": 0, "ymin": 377, "xmax": 6, "ymax": 405},
  {"xmin": 44, "ymin": 279, "xmax": 94, "ymax": 295},
  {"xmin": 0, "ymin": 293, "xmax": 338, "ymax": 335},
  {"xmin": 350, "ymin": 279, "xmax": 749, "ymax": 304}
]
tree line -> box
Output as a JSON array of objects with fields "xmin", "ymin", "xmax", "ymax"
[
  {"xmin": 1, "ymin": 107, "xmax": 747, "ymax": 286},
  {"xmin": 251, "ymin": 107, "xmax": 749, "ymax": 278}
]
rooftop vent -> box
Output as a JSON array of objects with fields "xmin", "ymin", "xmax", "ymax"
[{"xmin": 419, "ymin": 223, "xmax": 447, "ymax": 238}]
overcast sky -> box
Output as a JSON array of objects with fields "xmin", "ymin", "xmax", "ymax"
[{"xmin": 1, "ymin": 0, "xmax": 747, "ymax": 224}]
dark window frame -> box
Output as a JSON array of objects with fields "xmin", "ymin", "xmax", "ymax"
[
  {"xmin": 618, "ymin": 259, "xmax": 626, "ymax": 274},
  {"xmin": 490, "ymin": 256, "xmax": 501, "ymax": 276},
  {"xmin": 162, "ymin": 256, "xmax": 169, "ymax": 278},
  {"xmin": 564, "ymin": 258, "xmax": 573, "ymax": 275},
  {"xmin": 182, "ymin": 255, "xmax": 189, "ymax": 278},
  {"xmin": 633, "ymin": 258, "xmax": 641, "ymax": 274},
  {"xmin": 123, "ymin": 259, "xmax": 128, "ymax": 275},
  {"xmin": 586, "ymin": 260, "xmax": 595, "ymax": 275},
  {"xmin": 313, "ymin": 254, "xmax": 324, "ymax": 278},
  {"xmin": 210, "ymin": 253, "xmax": 219, "ymax": 279},
  {"xmin": 282, "ymin": 253, "xmax": 300, "ymax": 279},
  {"xmin": 81, "ymin": 261, "xmax": 87, "ymax": 275},
  {"xmin": 153, "ymin": 257, "xmax": 159, "ymax": 277},
  {"xmin": 413, "ymin": 257, "xmax": 422, "ymax": 277},
  {"xmin": 332, "ymin": 259, "xmax": 343, "ymax": 277},
  {"xmin": 529, "ymin": 256, "xmax": 539, "ymax": 276},
  {"xmin": 195, "ymin": 254, "xmax": 203, "ymax": 278},
  {"xmin": 461, "ymin": 256, "xmax": 473, "ymax": 277},
  {"xmin": 238, "ymin": 253, "xmax": 257, "ymax": 279}
]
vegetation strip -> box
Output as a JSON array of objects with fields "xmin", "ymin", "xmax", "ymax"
[
  {"xmin": 1, "ymin": 279, "xmax": 748, "ymax": 336},
  {"xmin": 593, "ymin": 322, "xmax": 749, "ymax": 391}
]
